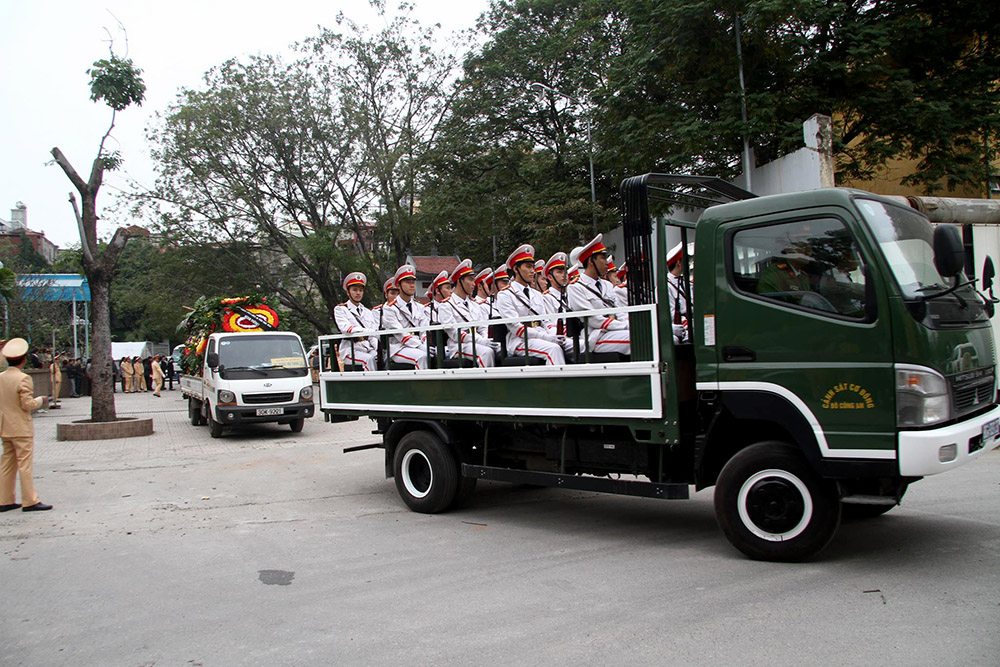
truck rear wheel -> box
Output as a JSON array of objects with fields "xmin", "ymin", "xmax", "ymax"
[
  {"xmin": 393, "ymin": 430, "xmax": 459, "ymax": 513},
  {"xmin": 715, "ymin": 442, "xmax": 840, "ymax": 562}
]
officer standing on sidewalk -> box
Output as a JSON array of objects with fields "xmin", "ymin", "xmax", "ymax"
[{"xmin": 0, "ymin": 337, "xmax": 52, "ymax": 513}]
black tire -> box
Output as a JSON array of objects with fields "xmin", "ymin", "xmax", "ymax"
[
  {"xmin": 392, "ymin": 430, "xmax": 459, "ymax": 513},
  {"xmin": 448, "ymin": 475, "xmax": 478, "ymax": 510},
  {"xmin": 289, "ymin": 418, "xmax": 305, "ymax": 433},
  {"xmin": 207, "ymin": 405, "xmax": 224, "ymax": 438},
  {"xmin": 715, "ymin": 442, "xmax": 841, "ymax": 562},
  {"xmin": 189, "ymin": 397, "xmax": 204, "ymax": 426}
]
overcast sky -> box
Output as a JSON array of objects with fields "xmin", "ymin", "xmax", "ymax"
[{"xmin": 0, "ymin": 0, "xmax": 490, "ymax": 249}]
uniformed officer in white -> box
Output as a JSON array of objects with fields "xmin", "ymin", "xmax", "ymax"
[
  {"xmin": 472, "ymin": 268, "xmax": 492, "ymax": 317},
  {"xmin": 541, "ymin": 252, "xmax": 569, "ymax": 315},
  {"xmin": 667, "ymin": 242, "xmax": 693, "ymax": 343},
  {"xmin": 333, "ymin": 271, "xmax": 379, "ymax": 371},
  {"xmin": 495, "ymin": 245, "xmax": 569, "ymax": 365},
  {"xmin": 438, "ymin": 260, "xmax": 497, "ymax": 367},
  {"xmin": 613, "ymin": 262, "xmax": 628, "ymax": 308},
  {"xmin": 567, "ymin": 234, "xmax": 631, "ymax": 356},
  {"xmin": 381, "ymin": 265, "xmax": 430, "ymax": 369},
  {"xmin": 533, "ymin": 259, "xmax": 548, "ymax": 294}
]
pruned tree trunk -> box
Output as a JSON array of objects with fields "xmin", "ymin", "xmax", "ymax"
[{"xmin": 51, "ymin": 146, "xmax": 131, "ymax": 423}]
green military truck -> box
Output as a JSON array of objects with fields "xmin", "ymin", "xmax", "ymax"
[{"xmin": 317, "ymin": 175, "xmax": 999, "ymax": 561}]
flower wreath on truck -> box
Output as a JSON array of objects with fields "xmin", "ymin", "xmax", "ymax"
[{"xmin": 177, "ymin": 294, "xmax": 282, "ymax": 376}]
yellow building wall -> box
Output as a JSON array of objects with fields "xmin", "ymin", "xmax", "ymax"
[{"xmin": 838, "ymin": 155, "xmax": 998, "ymax": 198}]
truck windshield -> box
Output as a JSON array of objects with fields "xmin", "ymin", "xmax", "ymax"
[
  {"xmin": 855, "ymin": 198, "xmax": 947, "ymax": 299},
  {"xmin": 856, "ymin": 197, "xmax": 988, "ymax": 325},
  {"xmin": 218, "ymin": 335, "xmax": 308, "ymax": 379}
]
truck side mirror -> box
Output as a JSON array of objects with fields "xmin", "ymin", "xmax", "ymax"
[
  {"xmin": 982, "ymin": 256, "xmax": 996, "ymax": 318},
  {"xmin": 206, "ymin": 352, "xmax": 220, "ymax": 369},
  {"xmin": 932, "ymin": 224, "xmax": 964, "ymax": 278},
  {"xmin": 983, "ymin": 257, "xmax": 995, "ymax": 291}
]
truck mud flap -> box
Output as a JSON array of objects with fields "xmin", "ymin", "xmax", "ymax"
[{"xmin": 462, "ymin": 464, "xmax": 689, "ymax": 500}]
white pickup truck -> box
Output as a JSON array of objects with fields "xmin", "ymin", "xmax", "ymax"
[{"xmin": 180, "ymin": 331, "xmax": 315, "ymax": 437}]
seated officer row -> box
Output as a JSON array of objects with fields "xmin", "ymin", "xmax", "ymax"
[{"xmin": 332, "ymin": 235, "xmax": 632, "ymax": 370}]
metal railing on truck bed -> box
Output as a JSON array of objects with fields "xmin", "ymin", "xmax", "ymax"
[{"xmin": 317, "ymin": 303, "xmax": 663, "ymax": 424}]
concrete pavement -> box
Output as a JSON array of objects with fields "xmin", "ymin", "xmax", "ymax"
[{"xmin": 1, "ymin": 389, "xmax": 999, "ymax": 666}]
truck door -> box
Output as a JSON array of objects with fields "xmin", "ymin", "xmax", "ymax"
[{"xmin": 712, "ymin": 211, "xmax": 897, "ymax": 460}]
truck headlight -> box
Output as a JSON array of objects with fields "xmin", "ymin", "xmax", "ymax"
[
  {"xmin": 300, "ymin": 386, "xmax": 313, "ymax": 401},
  {"xmin": 896, "ymin": 366, "xmax": 950, "ymax": 426},
  {"xmin": 218, "ymin": 390, "xmax": 237, "ymax": 405}
]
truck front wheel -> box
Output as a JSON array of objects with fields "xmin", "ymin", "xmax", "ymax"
[
  {"xmin": 393, "ymin": 430, "xmax": 459, "ymax": 513},
  {"xmin": 715, "ymin": 442, "xmax": 840, "ymax": 562},
  {"xmin": 207, "ymin": 405, "xmax": 224, "ymax": 438},
  {"xmin": 189, "ymin": 397, "xmax": 205, "ymax": 426},
  {"xmin": 289, "ymin": 418, "xmax": 305, "ymax": 433}
]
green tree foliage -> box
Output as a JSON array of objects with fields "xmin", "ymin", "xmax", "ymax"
[
  {"xmin": 142, "ymin": 0, "xmax": 998, "ymax": 307},
  {"xmin": 419, "ymin": 0, "xmax": 620, "ymax": 263},
  {"xmin": 88, "ymin": 55, "xmax": 146, "ymax": 111},
  {"xmin": 146, "ymin": 7, "xmax": 455, "ymax": 331},
  {"xmin": 594, "ymin": 0, "xmax": 1000, "ymax": 191}
]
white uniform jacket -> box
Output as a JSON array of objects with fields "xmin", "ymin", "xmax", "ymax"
[
  {"xmin": 381, "ymin": 297, "xmax": 429, "ymax": 359},
  {"xmin": 334, "ymin": 301, "xmax": 379, "ymax": 369},
  {"xmin": 438, "ymin": 295, "xmax": 495, "ymax": 367},
  {"xmin": 567, "ymin": 273, "xmax": 631, "ymax": 354}
]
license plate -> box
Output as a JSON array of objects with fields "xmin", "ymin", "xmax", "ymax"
[
  {"xmin": 983, "ymin": 418, "xmax": 999, "ymax": 442},
  {"xmin": 256, "ymin": 408, "xmax": 283, "ymax": 416}
]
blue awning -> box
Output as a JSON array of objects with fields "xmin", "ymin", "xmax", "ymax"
[{"xmin": 17, "ymin": 274, "xmax": 90, "ymax": 302}]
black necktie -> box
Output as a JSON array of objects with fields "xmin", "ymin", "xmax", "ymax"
[
  {"xmin": 524, "ymin": 287, "xmax": 530, "ymax": 297},
  {"xmin": 407, "ymin": 302, "xmax": 412, "ymax": 313}
]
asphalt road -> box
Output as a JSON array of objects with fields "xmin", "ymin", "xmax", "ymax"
[{"xmin": 2, "ymin": 389, "xmax": 999, "ymax": 666}]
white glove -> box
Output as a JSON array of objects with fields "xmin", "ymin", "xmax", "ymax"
[{"xmin": 672, "ymin": 323, "xmax": 688, "ymax": 340}]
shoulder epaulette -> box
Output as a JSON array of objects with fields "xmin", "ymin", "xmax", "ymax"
[
  {"xmin": 336, "ymin": 302, "xmax": 347, "ymax": 307},
  {"xmin": 387, "ymin": 298, "xmax": 397, "ymax": 306}
]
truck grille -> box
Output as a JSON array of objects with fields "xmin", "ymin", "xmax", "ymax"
[
  {"xmin": 243, "ymin": 392, "xmax": 294, "ymax": 404},
  {"xmin": 949, "ymin": 367, "xmax": 995, "ymax": 416}
]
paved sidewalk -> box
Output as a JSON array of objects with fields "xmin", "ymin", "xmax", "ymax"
[{"xmin": 32, "ymin": 386, "xmax": 376, "ymax": 464}]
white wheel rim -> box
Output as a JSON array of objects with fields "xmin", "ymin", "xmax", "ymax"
[
  {"xmin": 401, "ymin": 449, "xmax": 432, "ymax": 499},
  {"xmin": 737, "ymin": 469, "xmax": 813, "ymax": 542}
]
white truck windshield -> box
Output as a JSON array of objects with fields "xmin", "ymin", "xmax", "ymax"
[{"xmin": 218, "ymin": 335, "xmax": 307, "ymax": 378}]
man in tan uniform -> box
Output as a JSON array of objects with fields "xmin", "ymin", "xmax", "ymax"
[
  {"xmin": 0, "ymin": 338, "xmax": 52, "ymax": 512},
  {"xmin": 49, "ymin": 353, "xmax": 63, "ymax": 406},
  {"xmin": 135, "ymin": 357, "xmax": 148, "ymax": 392},
  {"xmin": 120, "ymin": 356, "xmax": 134, "ymax": 393},
  {"xmin": 151, "ymin": 355, "xmax": 164, "ymax": 397}
]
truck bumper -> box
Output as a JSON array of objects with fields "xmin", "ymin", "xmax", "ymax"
[
  {"xmin": 898, "ymin": 405, "xmax": 1000, "ymax": 477},
  {"xmin": 215, "ymin": 401, "xmax": 314, "ymax": 424}
]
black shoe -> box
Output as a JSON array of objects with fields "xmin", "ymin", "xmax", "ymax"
[
  {"xmin": 22, "ymin": 502, "xmax": 52, "ymax": 512},
  {"xmin": 0, "ymin": 503, "xmax": 21, "ymax": 512}
]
